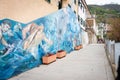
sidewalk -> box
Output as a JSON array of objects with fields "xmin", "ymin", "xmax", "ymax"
[{"xmin": 9, "ymin": 44, "xmax": 114, "ymax": 80}]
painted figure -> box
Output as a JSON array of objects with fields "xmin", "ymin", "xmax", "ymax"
[
  {"xmin": 22, "ymin": 23, "xmax": 38, "ymax": 40},
  {"xmin": 22, "ymin": 23, "xmax": 52, "ymax": 61},
  {"xmin": 0, "ymin": 21, "xmax": 14, "ymax": 55},
  {"xmin": 0, "ymin": 25, "xmax": 8, "ymax": 47},
  {"xmin": 13, "ymin": 23, "xmax": 23, "ymax": 39}
]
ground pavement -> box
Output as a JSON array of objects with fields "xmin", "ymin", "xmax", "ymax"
[{"xmin": 9, "ymin": 44, "xmax": 115, "ymax": 80}]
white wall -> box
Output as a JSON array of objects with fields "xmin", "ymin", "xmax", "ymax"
[
  {"xmin": 115, "ymin": 43, "xmax": 120, "ymax": 69},
  {"xmin": 81, "ymin": 30, "xmax": 89, "ymax": 46},
  {"xmin": 78, "ymin": 1, "xmax": 89, "ymax": 45}
]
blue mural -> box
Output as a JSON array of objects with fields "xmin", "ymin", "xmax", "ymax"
[{"xmin": 0, "ymin": 7, "xmax": 81, "ymax": 79}]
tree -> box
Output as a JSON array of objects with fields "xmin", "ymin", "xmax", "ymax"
[{"xmin": 106, "ymin": 18, "xmax": 120, "ymax": 42}]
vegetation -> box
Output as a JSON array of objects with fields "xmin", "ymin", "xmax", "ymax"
[
  {"xmin": 88, "ymin": 4, "xmax": 120, "ymax": 23},
  {"xmin": 88, "ymin": 4, "xmax": 120, "ymax": 42},
  {"xmin": 106, "ymin": 18, "xmax": 120, "ymax": 42}
]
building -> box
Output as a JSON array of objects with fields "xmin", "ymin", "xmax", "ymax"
[
  {"xmin": 58, "ymin": 0, "xmax": 97, "ymax": 45},
  {"xmin": 104, "ymin": 24, "xmax": 113, "ymax": 39},
  {"xmin": 86, "ymin": 15, "xmax": 97, "ymax": 44},
  {"xmin": 97, "ymin": 23, "xmax": 106, "ymax": 40},
  {"xmin": 77, "ymin": 0, "xmax": 89, "ymax": 45},
  {"xmin": 58, "ymin": 0, "xmax": 78, "ymax": 15},
  {"xmin": 0, "ymin": 0, "xmax": 58, "ymax": 23},
  {"xmin": 0, "ymin": 0, "xmax": 79, "ymax": 23},
  {"xmin": 105, "ymin": 24, "xmax": 112, "ymax": 33},
  {"xmin": 0, "ymin": 0, "xmax": 97, "ymax": 44}
]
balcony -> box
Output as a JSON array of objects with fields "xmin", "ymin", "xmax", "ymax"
[{"xmin": 86, "ymin": 18, "xmax": 97, "ymax": 35}]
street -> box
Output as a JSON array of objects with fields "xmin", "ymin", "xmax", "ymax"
[{"xmin": 9, "ymin": 44, "xmax": 114, "ymax": 80}]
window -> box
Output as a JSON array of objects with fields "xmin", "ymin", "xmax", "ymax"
[
  {"xmin": 83, "ymin": 21, "xmax": 86, "ymax": 27},
  {"xmin": 81, "ymin": 18, "xmax": 83, "ymax": 25},
  {"xmin": 68, "ymin": 4, "xmax": 71, "ymax": 8},
  {"xmin": 78, "ymin": 0, "xmax": 81, "ymax": 6},
  {"xmin": 80, "ymin": 18, "xmax": 85, "ymax": 26},
  {"xmin": 83, "ymin": 7, "xmax": 84, "ymax": 13},
  {"xmin": 45, "ymin": 0, "xmax": 51, "ymax": 3},
  {"xmin": 78, "ymin": 15, "xmax": 80, "ymax": 21},
  {"xmin": 78, "ymin": 0, "xmax": 83, "ymax": 10},
  {"xmin": 81, "ymin": 4, "xmax": 83, "ymax": 9},
  {"xmin": 74, "ymin": 11, "xmax": 76, "ymax": 14},
  {"xmin": 78, "ymin": 16, "xmax": 85, "ymax": 26},
  {"xmin": 74, "ymin": 0, "xmax": 76, "ymax": 4},
  {"xmin": 58, "ymin": 0, "xmax": 62, "ymax": 9}
]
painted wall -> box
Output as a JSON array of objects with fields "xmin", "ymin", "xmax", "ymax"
[{"xmin": 0, "ymin": 7, "xmax": 81, "ymax": 79}]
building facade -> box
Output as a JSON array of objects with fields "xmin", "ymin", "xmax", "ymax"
[
  {"xmin": 86, "ymin": 15, "xmax": 97, "ymax": 44},
  {"xmin": 78, "ymin": 0, "xmax": 89, "ymax": 45},
  {"xmin": 97, "ymin": 23, "xmax": 105, "ymax": 40},
  {"xmin": 0, "ymin": 0, "xmax": 58, "ymax": 23},
  {"xmin": 60, "ymin": 0, "xmax": 97, "ymax": 45},
  {"xmin": 0, "ymin": 0, "xmax": 97, "ymax": 44},
  {"xmin": 0, "ymin": 1, "xmax": 98, "ymax": 79}
]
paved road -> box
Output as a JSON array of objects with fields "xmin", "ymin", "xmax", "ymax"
[{"xmin": 9, "ymin": 44, "xmax": 114, "ymax": 80}]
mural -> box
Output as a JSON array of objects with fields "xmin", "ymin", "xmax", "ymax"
[{"xmin": 0, "ymin": 7, "xmax": 81, "ymax": 79}]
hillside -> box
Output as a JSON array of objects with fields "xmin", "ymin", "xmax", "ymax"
[
  {"xmin": 88, "ymin": 4, "xmax": 120, "ymax": 23},
  {"xmin": 102, "ymin": 4, "xmax": 120, "ymax": 12}
]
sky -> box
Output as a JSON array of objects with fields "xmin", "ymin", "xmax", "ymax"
[{"xmin": 86, "ymin": 0, "xmax": 120, "ymax": 5}]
